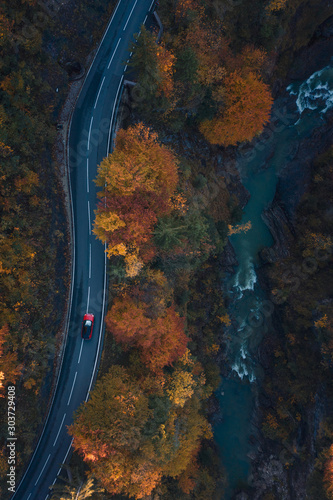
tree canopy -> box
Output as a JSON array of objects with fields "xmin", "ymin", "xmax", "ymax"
[
  {"xmin": 94, "ymin": 123, "xmax": 179, "ymax": 269},
  {"xmin": 200, "ymin": 71, "xmax": 273, "ymax": 146}
]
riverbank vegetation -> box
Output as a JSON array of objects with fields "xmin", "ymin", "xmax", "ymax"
[
  {"xmin": 129, "ymin": 16, "xmax": 273, "ymax": 145},
  {"xmin": 209, "ymin": 0, "xmax": 333, "ymax": 77},
  {"xmin": 260, "ymin": 146, "xmax": 333, "ymax": 498}
]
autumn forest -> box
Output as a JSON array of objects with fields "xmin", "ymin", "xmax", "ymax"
[{"xmin": 1, "ymin": 0, "xmax": 333, "ymax": 499}]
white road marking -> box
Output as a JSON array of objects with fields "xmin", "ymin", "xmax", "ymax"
[
  {"xmin": 87, "ymin": 200, "xmax": 91, "ymax": 235},
  {"xmin": 107, "ymin": 75, "xmax": 124, "ymax": 153},
  {"xmin": 34, "ymin": 454, "xmax": 50, "ymax": 486},
  {"xmin": 87, "ymin": 116, "xmax": 93, "ymax": 151},
  {"xmin": 8, "ymin": 1, "xmax": 125, "ymax": 496},
  {"xmin": 149, "ymin": 0, "xmax": 154, "ymax": 10},
  {"xmin": 79, "ymin": 0, "xmax": 122, "ymax": 86},
  {"xmin": 84, "ymin": 19, "xmax": 124, "ymax": 403},
  {"xmin": 124, "ymin": 64, "xmax": 128, "ymax": 72},
  {"xmin": 52, "ymin": 477, "xmax": 57, "ymax": 485},
  {"xmin": 108, "ymin": 38, "xmax": 121, "ymax": 70},
  {"xmin": 86, "ymin": 242, "xmax": 107, "ymax": 400},
  {"xmin": 89, "ymin": 243, "xmax": 92, "ymax": 279},
  {"xmin": 130, "ymin": 51, "xmax": 133, "ymax": 57},
  {"xmin": 53, "ymin": 413, "xmax": 66, "ymax": 447},
  {"xmin": 86, "ymin": 158, "xmax": 89, "ymax": 193},
  {"xmin": 94, "ymin": 76, "xmax": 105, "ymax": 109},
  {"xmin": 87, "ymin": 286, "xmax": 91, "ymax": 312},
  {"xmin": 78, "ymin": 339, "xmax": 84, "ymax": 364},
  {"xmin": 54, "ymin": 441, "xmax": 73, "ymax": 488},
  {"xmin": 144, "ymin": 14, "xmax": 147, "ymax": 23},
  {"xmin": 109, "ymin": 0, "xmax": 121, "ymax": 25},
  {"xmin": 14, "ymin": 3, "xmax": 160, "ymax": 497},
  {"xmin": 44, "ymin": 494, "xmax": 49, "ymax": 500},
  {"xmin": 108, "ymin": 0, "xmax": 121, "ymax": 29},
  {"xmin": 62, "ymin": 440, "xmax": 73, "ymax": 472},
  {"xmin": 123, "ymin": 0, "xmax": 138, "ymax": 30},
  {"xmin": 67, "ymin": 372, "xmax": 77, "ymax": 406}
]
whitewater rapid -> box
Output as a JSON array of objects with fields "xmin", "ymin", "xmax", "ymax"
[
  {"xmin": 232, "ymin": 257, "xmax": 257, "ymax": 298},
  {"xmin": 226, "ymin": 65, "xmax": 333, "ymax": 384},
  {"xmin": 228, "ymin": 255, "xmax": 259, "ymax": 380},
  {"xmin": 216, "ymin": 61, "xmax": 333, "ymax": 499},
  {"xmin": 288, "ymin": 65, "xmax": 333, "ymax": 114}
]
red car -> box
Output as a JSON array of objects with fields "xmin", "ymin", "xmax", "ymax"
[{"xmin": 81, "ymin": 313, "xmax": 94, "ymax": 339}]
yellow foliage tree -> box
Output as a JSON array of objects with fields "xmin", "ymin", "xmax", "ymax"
[
  {"xmin": 167, "ymin": 370, "xmax": 196, "ymax": 407},
  {"xmin": 94, "ymin": 124, "xmax": 179, "ymax": 265},
  {"xmin": 315, "ymin": 314, "xmax": 329, "ymax": 330},
  {"xmin": 228, "ymin": 221, "xmax": 252, "ymax": 235},
  {"xmin": 124, "ymin": 253, "xmax": 144, "ymax": 278},
  {"xmin": 266, "ymin": 0, "xmax": 288, "ymax": 13},
  {"xmin": 93, "ymin": 211, "xmax": 125, "ymax": 243},
  {"xmin": 95, "ymin": 123, "xmax": 178, "ymax": 197}
]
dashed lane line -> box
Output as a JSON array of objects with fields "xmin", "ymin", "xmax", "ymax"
[
  {"xmin": 34, "ymin": 454, "xmax": 50, "ymax": 486},
  {"xmin": 123, "ymin": 0, "xmax": 138, "ymax": 31},
  {"xmin": 53, "ymin": 414, "xmax": 66, "ymax": 447},
  {"xmin": 108, "ymin": 38, "xmax": 121, "ymax": 70},
  {"xmin": 67, "ymin": 372, "xmax": 77, "ymax": 406},
  {"xmin": 87, "ymin": 116, "xmax": 93, "ymax": 151},
  {"xmin": 94, "ymin": 76, "xmax": 105, "ymax": 109},
  {"xmin": 78, "ymin": 339, "xmax": 84, "ymax": 364}
]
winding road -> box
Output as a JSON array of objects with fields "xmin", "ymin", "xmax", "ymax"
[{"xmin": 11, "ymin": 1, "xmax": 154, "ymax": 498}]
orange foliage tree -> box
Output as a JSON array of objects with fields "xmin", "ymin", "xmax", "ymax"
[
  {"xmin": 177, "ymin": 448, "xmax": 200, "ymax": 494},
  {"xmin": 156, "ymin": 44, "xmax": 176, "ymax": 99},
  {"xmin": 69, "ymin": 359, "xmax": 212, "ymax": 499},
  {"xmin": 200, "ymin": 70, "xmax": 273, "ymax": 146},
  {"xmin": 230, "ymin": 45, "xmax": 269, "ymax": 76},
  {"xmin": 95, "ymin": 189, "xmax": 166, "ymax": 262},
  {"xmin": 96, "ymin": 124, "xmax": 178, "ymax": 196},
  {"xmin": 106, "ymin": 294, "xmax": 188, "ymax": 373},
  {"xmin": 94, "ymin": 124, "xmax": 179, "ymax": 266},
  {"xmin": 68, "ymin": 366, "xmax": 161, "ymax": 499}
]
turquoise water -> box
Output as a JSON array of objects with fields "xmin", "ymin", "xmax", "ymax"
[{"xmin": 215, "ymin": 65, "xmax": 333, "ymax": 499}]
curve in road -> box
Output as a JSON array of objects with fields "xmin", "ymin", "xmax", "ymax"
[{"xmin": 11, "ymin": 1, "xmax": 155, "ymax": 499}]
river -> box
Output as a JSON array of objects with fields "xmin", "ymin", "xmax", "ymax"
[{"xmin": 214, "ymin": 64, "xmax": 333, "ymax": 499}]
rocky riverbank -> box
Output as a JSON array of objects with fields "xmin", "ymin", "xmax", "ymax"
[
  {"xmin": 225, "ymin": 18, "xmax": 333, "ymax": 499},
  {"xmin": 259, "ymin": 108, "xmax": 333, "ymax": 264}
]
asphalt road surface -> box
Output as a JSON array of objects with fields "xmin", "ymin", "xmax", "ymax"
[{"xmin": 11, "ymin": 1, "xmax": 154, "ymax": 498}]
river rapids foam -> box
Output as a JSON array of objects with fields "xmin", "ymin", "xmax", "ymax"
[
  {"xmin": 288, "ymin": 66, "xmax": 333, "ymax": 114},
  {"xmin": 232, "ymin": 259, "xmax": 257, "ymax": 298}
]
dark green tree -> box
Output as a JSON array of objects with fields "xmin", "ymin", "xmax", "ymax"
[{"xmin": 129, "ymin": 25, "xmax": 160, "ymax": 103}]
